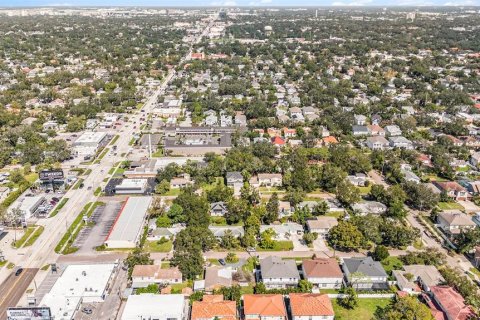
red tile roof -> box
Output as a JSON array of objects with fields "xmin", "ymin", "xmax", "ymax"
[
  {"xmin": 191, "ymin": 296, "xmax": 237, "ymax": 320},
  {"xmin": 289, "ymin": 293, "xmax": 334, "ymax": 317},
  {"xmin": 271, "ymin": 136, "xmax": 285, "ymax": 145},
  {"xmin": 431, "ymin": 286, "xmax": 476, "ymax": 320},
  {"xmin": 243, "ymin": 294, "xmax": 286, "ymax": 317}
]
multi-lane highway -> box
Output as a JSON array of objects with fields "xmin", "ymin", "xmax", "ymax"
[
  {"xmin": 0, "ymin": 13, "xmax": 218, "ymax": 319},
  {"xmin": 0, "ymin": 268, "xmax": 38, "ymax": 320}
]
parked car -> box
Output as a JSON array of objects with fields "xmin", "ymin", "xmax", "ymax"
[
  {"xmin": 15, "ymin": 267, "xmax": 23, "ymax": 276},
  {"xmin": 218, "ymin": 259, "xmax": 226, "ymax": 266},
  {"xmin": 82, "ymin": 307, "xmax": 93, "ymax": 315}
]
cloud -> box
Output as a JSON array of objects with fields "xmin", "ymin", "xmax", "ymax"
[
  {"xmin": 248, "ymin": 0, "xmax": 272, "ymax": 5},
  {"xmin": 332, "ymin": 0, "xmax": 373, "ymax": 6},
  {"xmin": 210, "ymin": 0, "xmax": 237, "ymax": 5},
  {"xmin": 45, "ymin": 2, "xmax": 73, "ymax": 5},
  {"xmin": 394, "ymin": 0, "xmax": 434, "ymax": 5},
  {"xmin": 444, "ymin": 0, "xmax": 477, "ymax": 5}
]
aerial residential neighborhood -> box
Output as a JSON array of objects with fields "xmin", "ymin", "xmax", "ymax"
[{"xmin": 0, "ymin": 4, "xmax": 479, "ymax": 320}]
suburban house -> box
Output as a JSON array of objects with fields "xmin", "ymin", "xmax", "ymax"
[
  {"xmin": 208, "ymin": 226, "xmax": 244, "ymax": 239},
  {"xmin": 367, "ymin": 125, "xmax": 385, "ymax": 136},
  {"xmin": 131, "ymin": 265, "xmax": 182, "ymax": 288},
  {"xmin": 210, "ymin": 202, "xmax": 228, "ymax": 216},
  {"xmin": 394, "ymin": 265, "xmax": 444, "ymax": 293},
  {"xmin": 342, "ymin": 257, "xmax": 389, "ymax": 290},
  {"xmin": 385, "ymin": 125, "xmax": 402, "ymax": 136},
  {"xmin": 427, "ymin": 286, "xmax": 476, "ymax": 320},
  {"xmin": 302, "ymin": 258, "xmax": 343, "ymax": 289},
  {"xmin": 289, "ymin": 293, "xmax": 334, "ymax": 320},
  {"xmin": 347, "ymin": 173, "xmax": 368, "ymax": 186},
  {"xmin": 366, "ymin": 136, "xmax": 389, "ymax": 150},
  {"xmin": 389, "ymin": 136, "xmax": 413, "ymax": 149},
  {"xmin": 470, "ymin": 152, "xmax": 480, "ymax": 168},
  {"xmin": 306, "ymin": 217, "xmax": 338, "ymax": 239},
  {"xmin": 170, "ymin": 176, "xmax": 194, "ymax": 189},
  {"xmin": 437, "ymin": 211, "xmax": 476, "ymax": 236},
  {"xmin": 191, "ymin": 295, "xmax": 237, "ymax": 320},
  {"xmin": 278, "ymin": 201, "xmax": 293, "ymax": 217},
  {"xmin": 196, "ymin": 266, "xmax": 233, "ymax": 292},
  {"xmin": 433, "ymin": 181, "xmax": 471, "ymax": 201},
  {"xmin": 351, "ymin": 201, "xmax": 387, "ymax": 216},
  {"xmin": 260, "ymin": 223, "xmax": 303, "ymax": 241},
  {"xmin": 352, "ymin": 125, "xmax": 369, "ymax": 136},
  {"xmin": 243, "ymin": 294, "xmax": 287, "ymax": 320},
  {"xmin": 258, "ymin": 173, "xmax": 283, "ymax": 187},
  {"xmin": 354, "ymin": 114, "xmax": 367, "ymax": 125},
  {"xmin": 226, "ymin": 172, "xmax": 243, "ymax": 187},
  {"xmin": 259, "ymin": 256, "xmax": 300, "ymax": 289}
]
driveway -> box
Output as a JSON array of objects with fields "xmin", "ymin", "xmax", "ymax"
[
  {"xmin": 458, "ymin": 201, "xmax": 480, "ymax": 213},
  {"xmin": 313, "ymin": 238, "xmax": 329, "ymax": 251}
]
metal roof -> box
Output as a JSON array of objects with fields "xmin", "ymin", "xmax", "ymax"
[{"xmin": 106, "ymin": 196, "xmax": 152, "ymax": 245}]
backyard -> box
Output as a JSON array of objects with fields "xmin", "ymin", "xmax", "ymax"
[{"xmin": 332, "ymin": 298, "xmax": 392, "ymax": 320}]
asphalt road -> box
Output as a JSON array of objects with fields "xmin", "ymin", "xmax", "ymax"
[{"xmin": 0, "ymin": 268, "xmax": 38, "ymax": 320}]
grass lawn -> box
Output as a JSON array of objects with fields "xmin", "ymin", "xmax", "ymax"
[
  {"xmin": 24, "ymin": 226, "xmax": 44, "ymax": 247},
  {"xmin": 24, "ymin": 172, "xmax": 39, "ymax": 183},
  {"xmin": 161, "ymin": 262, "xmax": 171, "ymax": 269},
  {"xmin": 470, "ymin": 267, "xmax": 480, "ymax": 277},
  {"xmin": 437, "ymin": 202, "xmax": 465, "ymax": 210},
  {"xmin": 257, "ymin": 241, "xmax": 294, "ymax": 251},
  {"xmin": 13, "ymin": 227, "xmax": 35, "ymax": 248},
  {"xmin": 94, "ymin": 187, "xmax": 102, "ymax": 196},
  {"xmin": 423, "ymin": 174, "xmax": 449, "ymax": 182},
  {"xmin": 144, "ymin": 240, "xmax": 173, "ymax": 252},
  {"xmin": 114, "ymin": 167, "xmax": 125, "ymax": 175},
  {"xmin": 171, "ymin": 282, "xmax": 190, "ymax": 293},
  {"xmin": 381, "ymin": 256, "xmax": 404, "ymax": 276},
  {"xmin": 456, "ymin": 166, "xmax": 470, "ymax": 172},
  {"xmin": 326, "ymin": 211, "xmax": 345, "ymax": 218},
  {"xmin": 72, "ymin": 178, "xmax": 84, "ymax": 190},
  {"xmin": 162, "ymin": 189, "xmax": 181, "ymax": 196},
  {"xmin": 50, "ymin": 198, "xmax": 69, "ymax": 217},
  {"xmin": 357, "ymin": 185, "xmax": 372, "ymax": 195},
  {"xmin": 210, "ymin": 216, "xmax": 227, "ymax": 226},
  {"xmin": 240, "ymin": 284, "xmax": 255, "ymax": 294},
  {"xmin": 332, "ymin": 298, "xmax": 392, "ymax": 320}
]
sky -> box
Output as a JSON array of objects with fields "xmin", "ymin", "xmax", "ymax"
[{"xmin": 0, "ymin": 0, "xmax": 478, "ymax": 8}]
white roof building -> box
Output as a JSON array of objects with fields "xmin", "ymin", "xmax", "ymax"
[
  {"xmin": 40, "ymin": 264, "xmax": 116, "ymax": 320},
  {"xmin": 105, "ymin": 196, "xmax": 152, "ymax": 249},
  {"xmin": 121, "ymin": 294, "xmax": 186, "ymax": 320},
  {"xmin": 115, "ymin": 178, "xmax": 148, "ymax": 194}
]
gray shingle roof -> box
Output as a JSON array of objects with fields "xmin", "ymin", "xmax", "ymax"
[
  {"xmin": 260, "ymin": 256, "xmax": 300, "ymax": 279},
  {"xmin": 343, "ymin": 257, "xmax": 387, "ymax": 277}
]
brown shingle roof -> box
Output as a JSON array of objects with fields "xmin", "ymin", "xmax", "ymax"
[
  {"xmin": 131, "ymin": 265, "xmax": 182, "ymax": 280},
  {"xmin": 302, "ymin": 258, "xmax": 343, "ymax": 278},
  {"xmin": 289, "ymin": 293, "xmax": 334, "ymax": 317}
]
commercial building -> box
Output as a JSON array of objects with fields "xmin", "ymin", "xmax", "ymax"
[
  {"xmin": 105, "ymin": 196, "xmax": 152, "ymax": 249},
  {"xmin": 39, "ymin": 264, "xmax": 116, "ymax": 320},
  {"xmin": 73, "ymin": 131, "xmax": 108, "ymax": 157},
  {"xmin": 114, "ymin": 178, "xmax": 149, "ymax": 195},
  {"xmin": 121, "ymin": 294, "xmax": 186, "ymax": 320},
  {"xmin": 17, "ymin": 195, "xmax": 45, "ymax": 222},
  {"xmin": 163, "ymin": 126, "xmax": 234, "ymax": 156}
]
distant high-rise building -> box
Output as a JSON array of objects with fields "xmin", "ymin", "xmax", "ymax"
[
  {"xmin": 316, "ymin": 9, "xmax": 318, "ymax": 18},
  {"xmin": 406, "ymin": 12, "xmax": 416, "ymax": 21}
]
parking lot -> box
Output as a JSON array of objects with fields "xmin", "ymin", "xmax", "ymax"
[{"xmin": 74, "ymin": 201, "xmax": 122, "ymax": 254}]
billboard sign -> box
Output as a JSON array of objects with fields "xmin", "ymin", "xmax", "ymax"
[
  {"xmin": 7, "ymin": 307, "xmax": 51, "ymax": 320},
  {"xmin": 39, "ymin": 170, "xmax": 64, "ymax": 181}
]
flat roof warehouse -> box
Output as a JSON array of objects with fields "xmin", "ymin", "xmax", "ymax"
[{"xmin": 105, "ymin": 196, "xmax": 152, "ymax": 249}]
